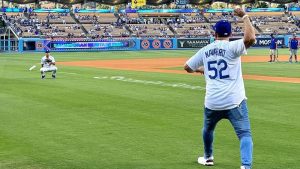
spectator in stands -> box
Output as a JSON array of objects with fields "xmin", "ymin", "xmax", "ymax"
[
  {"xmin": 29, "ymin": 7, "xmax": 33, "ymax": 14},
  {"xmin": 23, "ymin": 7, "xmax": 28, "ymax": 14},
  {"xmin": 34, "ymin": 29, "xmax": 39, "ymax": 35},
  {"xmin": 2, "ymin": 13, "xmax": 7, "ymax": 20},
  {"xmin": 74, "ymin": 7, "xmax": 79, "ymax": 13}
]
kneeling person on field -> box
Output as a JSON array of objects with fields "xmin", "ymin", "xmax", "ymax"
[{"xmin": 40, "ymin": 50, "xmax": 57, "ymax": 79}]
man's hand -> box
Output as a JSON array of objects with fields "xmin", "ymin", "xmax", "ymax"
[
  {"xmin": 234, "ymin": 8, "xmax": 256, "ymax": 48},
  {"xmin": 184, "ymin": 64, "xmax": 194, "ymax": 73},
  {"xmin": 234, "ymin": 8, "xmax": 246, "ymax": 18},
  {"xmin": 184, "ymin": 65, "xmax": 204, "ymax": 74}
]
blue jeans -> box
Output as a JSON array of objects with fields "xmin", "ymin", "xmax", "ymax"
[{"xmin": 203, "ymin": 100, "xmax": 253, "ymax": 168}]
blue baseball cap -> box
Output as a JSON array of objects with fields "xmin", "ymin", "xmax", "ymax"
[
  {"xmin": 214, "ymin": 20, "xmax": 232, "ymax": 37},
  {"xmin": 45, "ymin": 50, "xmax": 50, "ymax": 53}
]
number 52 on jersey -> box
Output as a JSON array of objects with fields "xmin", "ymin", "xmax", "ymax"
[{"xmin": 207, "ymin": 59, "xmax": 230, "ymax": 79}]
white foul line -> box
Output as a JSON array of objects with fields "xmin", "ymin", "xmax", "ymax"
[
  {"xmin": 60, "ymin": 72, "xmax": 79, "ymax": 75},
  {"xmin": 93, "ymin": 76, "xmax": 205, "ymax": 91}
]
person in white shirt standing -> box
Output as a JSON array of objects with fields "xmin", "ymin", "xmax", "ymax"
[
  {"xmin": 40, "ymin": 50, "xmax": 57, "ymax": 79},
  {"xmin": 184, "ymin": 8, "xmax": 256, "ymax": 169}
]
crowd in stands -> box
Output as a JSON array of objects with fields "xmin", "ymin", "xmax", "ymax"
[
  {"xmin": 118, "ymin": 12, "xmax": 207, "ymax": 38},
  {"xmin": 128, "ymin": 24, "xmax": 146, "ymax": 33},
  {"xmin": 278, "ymin": 25, "xmax": 299, "ymax": 33},
  {"xmin": 0, "ymin": 15, "xmax": 5, "ymax": 34},
  {"xmin": 128, "ymin": 24, "xmax": 171, "ymax": 38},
  {"xmin": 75, "ymin": 14, "xmax": 98, "ymax": 23},
  {"xmin": 118, "ymin": 13, "xmax": 172, "ymax": 38},
  {"xmin": 249, "ymin": 13, "xmax": 300, "ymax": 34},
  {"xmin": 88, "ymin": 24, "xmax": 129, "ymax": 39},
  {"xmin": 206, "ymin": 12, "xmax": 239, "ymax": 23},
  {"xmin": 120, "ymin": 14, "xmax": 164, "ymax": 24},
  {"xmin": 29, "ymin": 12, "xmax": 84, "ymax": 37},
  {"xmin": 172, "ymin": 23, "xmax": 212, "ymax": 38},
  {"xmin": 164, "ymin": 13, "xmax": 206, "ymax": 24},
  {"xmin": 2, "ymin": 7, "xmax": 300, "ymax": 39},
  {"xmin": 74, "ymin": 12, "xmax": 131, "ymax": 39},
  {"xmin": 1, "ymin": 13, "xmax": 24, "ymax": 36},
  {"xmin": 1, "ymin": 12, "xmax": 81, "ymax": 37},
  {"xmin": 251, "ymin": 15, "xmax": 284, "ymax": 25}
]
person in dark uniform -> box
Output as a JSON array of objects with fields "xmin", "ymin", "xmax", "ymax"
[
  {"xmin": 289, "ymin": 33, "xmax": 298, "ymax": 63},
  {"xmin": 269, "ymin": 34, "xmax": 278, "ymax": 62}
]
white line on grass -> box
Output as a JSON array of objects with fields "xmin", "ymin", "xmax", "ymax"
[
  {"xmin": 93, "ymin": 76, "xmax": 205, "ymax": 91},
  {"xmin": 60, "ymin": 72, "xmax": 79, "ymax": 75}
]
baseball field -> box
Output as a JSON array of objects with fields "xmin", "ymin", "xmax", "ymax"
[{"xmin": 0, "ymin": 48, "xmax": 299, "ymax": 169}]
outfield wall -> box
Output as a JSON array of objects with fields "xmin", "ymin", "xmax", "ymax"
[{"xmin": 14, "ymin": 35, "xmax": 292, "ymax": 52}]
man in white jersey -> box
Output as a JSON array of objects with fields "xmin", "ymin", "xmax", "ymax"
[
  {"xmin": 184, "ymin": 8, "xmax": 256, "ymax": 169},
  {"xmin": 40, "ymin": 50, "xmax": 57, "ymax": 79}
]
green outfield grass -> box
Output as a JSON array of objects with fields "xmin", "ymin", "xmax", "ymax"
[
  {"xmin": 0, "ymin": 49, "xmax": 299, "ymax": 169},
  {"xmin": 166, "ymin": 62, "xmax": 300, "ymax": 78}
]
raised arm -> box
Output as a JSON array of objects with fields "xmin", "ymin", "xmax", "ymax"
[{"xmin": 234, "ymin": 8, "xmax": 256, "ymax": 48}]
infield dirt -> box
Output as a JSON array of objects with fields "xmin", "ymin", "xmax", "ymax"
[{"xmin": 60, "ymin": 55, "xmax": 300, "ymax": 84}]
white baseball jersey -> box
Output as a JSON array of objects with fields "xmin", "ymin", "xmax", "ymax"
[
  {"xmin": 41, "ymin": 55, "xmax": 55, "ymax": 68},
  {"xmin": 186, "ymin": 39, "xmax": 247, "ymax": 110}
]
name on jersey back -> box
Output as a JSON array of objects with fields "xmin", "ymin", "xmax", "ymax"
[{"xmin": 205, "ymin": 48, "xmax": 226, "ymax": 58}]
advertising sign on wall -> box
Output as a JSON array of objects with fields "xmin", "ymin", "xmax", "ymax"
[
  {"xmin": 177, "ymin": 38, "xmax": 210, "ymax": 48},
  {"xmin": 254, "ymin": 38, "xmax": 285, "ymax": 47},
  {"xmin": 42, "ymin": 39, "xmax": 135, "ymax": 51},
  {"xmin": 230, "ymin": 38, "xmax": 285, "ymax": 47},
  {"xmin": 140, "ymin": 39, "xmax": 174, "ymax": 50}
]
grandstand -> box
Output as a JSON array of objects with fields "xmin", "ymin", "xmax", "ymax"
[{"xmin": 2, "ymin": 9, "xmax": 300, "ymax": 39}]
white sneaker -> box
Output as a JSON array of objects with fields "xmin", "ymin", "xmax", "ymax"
[
  {"xmin": 197, "ymin": 156, "xmax": 214, "ymax": 166},
  {"xmin": 241, "ymin": 166, "xmax": 250, "ymax": 169}
]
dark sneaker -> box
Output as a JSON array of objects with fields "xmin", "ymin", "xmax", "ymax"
[
  {"xmin": 41, "ymin": 75, "xmax": 45, "ymax": 79},
  {"xmin": 52, "ymin": 75, "xmax": 56, "ymax": 79}
]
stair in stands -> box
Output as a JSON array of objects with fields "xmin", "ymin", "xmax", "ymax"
[
  {"xmin": 166, "ymin": 23, "xmax": 177, "ymax": 37},
  {"xmin": 161, "ymin": 18, "xmax": 176, "ymax": 38},
  {"xmin": 201, "ymin": 12, "xmax": 210, "ymax": 23},
  {"xmin": 70, "ymin": 11, "xmax": 88, "ymax": 36},
  {"xmin": 1, "ymin": 16, "xmax": 20, "ymax": 39},
  {"xmin": 254, "ymin": 24, "xmax": 263, "ymax": 34},
  {"xmin": 114, "ymin": 12, "xmax": 133, "ymax": 36}
]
